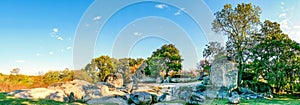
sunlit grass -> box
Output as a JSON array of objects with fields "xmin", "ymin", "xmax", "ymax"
[{"xmin": 0, "ymin": 92, "xmax": 85, "ymax": 105}]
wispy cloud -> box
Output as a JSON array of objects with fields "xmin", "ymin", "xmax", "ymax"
[
  {"xmin": 36, "ymin": 53, "xmax": 41, "ymax": 56},
  {"xmin": 57, "ymin": 36, "xmax": 63, "ymax": 40},
  {"xmin": 174, "ymin": 8, "xmax": 185, "ymax": 16},
  {"xmin": 278, "ymin": 2, "xmax": 300, "ymax": 43},
  {"xmin": 16, "ymin": 60, "xmax": 25, "ymax": 63},
  {"xmin": 93, "ymin": 16, "xmax": 101, "ymax": 21},
  {"xmin": 50, "ymin": 28, "xmax": 64, "ymax": 41},
  {"xmin": 279, "ymin": 13, "xmax": 286, "ymax": 18},
  {"xmin": 133, "ymin": 32, "xmax": 143, "ymax": 36},
  {"xmin": 155, "ymin": 4, "xmax": 167, "ymax": 9},
  {"xmin": 48, "ymin": 52, "xmax": 54, "ymax": 55},
  {"xmin": 53, "ymin": 28, "xmax": 58, "ymax": 33},
  {"xmin": 66, "ymin": 46, "xmax": 72, "ymax": 50}
]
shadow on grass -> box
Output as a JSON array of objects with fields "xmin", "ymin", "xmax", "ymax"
[{"xmin": 0, "ymin": 92, "xmax": 85, "ymax": 105}]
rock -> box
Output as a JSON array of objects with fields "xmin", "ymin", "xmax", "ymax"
[
  {"xmin": 156, "ymin": 77, "xmax": 163, "ymax": 84},
  {"xmin": 87, "ymin": 96, "xmax": 127, "ymax": 105},
  {"xmin": 126, "ymin": 82, "xmax": 134, "ymax": 93},
  {"xmin": 100, "ymin": 85, "xmax": 110, "ymax": 96},
  {"xmin": 239, "ymin": 87, "xmax": 256, "ymax": 95},
  {"xmin": 105, "ymin": 73, "xmax": 124, "ymax": 88},
  {"xmin": 188, "ymin": 92, "xmax": 206, "ymax": 105},
  {"xmin": 210, "ymin": 57, "xmax": 238, "ymax": 91},
  {"xmin": 158, "ymin": 93, "xmax": 168, "ymax": 102},
  {"xmin": 228, "ymin": 95, "xmax": 240, "ymax": 104},
  {"xmin": 195, "ymin": 84, "xmax": 206, "ymax": 92},
  {"xmin": 164, "ymin": 76, "xmax": 171, "ymax": 83},
  {"xmin": 68, "ymin": 92, "xmax": 75, "ymax": 103},
  {"xmin": 128, "ymin": 92, "xmax": 153, "ymax": 105},
  {"xmin": 8, "ymin": 88, "xmax": 68, "ymax": 102}
]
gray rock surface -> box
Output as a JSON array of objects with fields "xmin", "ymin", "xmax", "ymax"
[
  {"xmin": 128, "ymin": 92, "xmax": 153, "ymax": 105},
  {"xmin": 228, "ymin": 93, "xmax": 240, "ymax": 104},
  {"xmin": 188, "ymin": 92, "xmax": 206, "ymax": 104},
  {"xmin": 210, "ymin": 58, "xmax": 238, "ymax": 91},
  {"xmin": 7, "ymin": 88, "xmax": 68, "ymax": 102}
]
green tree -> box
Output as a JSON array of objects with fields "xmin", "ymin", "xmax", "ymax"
[
  {"xmin": 87, "ymin": 55, "xmax": 115, "ymax": 82},
  {"xmin": 145, "ymin": 57, "xmax": 167, "ymax": 78},
  {"xmin": 146, "ymin": 44, "xmax": 183, "ymax": 77},
  {"xmin": 212, "ymin": 3, "xmax": 261, "ymax": 86},
  {"xmin": 250, "ymin": 20, "xmax": 300, "ymax": 92}
]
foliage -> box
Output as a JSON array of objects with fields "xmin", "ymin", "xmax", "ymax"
[
  {"xmin": 249, "ymin": 20, "xmax": 300, "ymax": 93},
  {"xmin": 73, "ymin": 69, "xmax": 93, "ymax": 83},
  {"xmin": 145, "ymin": 44, "xmax": 183, "ymax": 77},
  {"xmin": 145, "ymin": 57, "xmax": 167, "ymax": 78},
  {"xmin": 43, "ymin": 68, "xmax": 74, "ymax": 85},
  {"xmin": 212, "ymin": 3, "xmax": 261, "ymax": 86},
  {"xmin": 203, "ymin": 42, "xmax": 226, "ymax": 62}
]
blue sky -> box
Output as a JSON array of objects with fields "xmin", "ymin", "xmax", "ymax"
[{"xmin": 0, "ymin": 0, "xmax": 299, "ymax": 75}]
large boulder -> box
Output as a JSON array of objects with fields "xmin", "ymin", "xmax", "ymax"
[
  {"xmin": 187, "ymin": 92, "xmax": 206, "ymax": 105},
  {"xmin": 87, "ymin": 96, "xmax": 127, "ymax": 105},
  {"xmin": 48, "ymin": 79, "xmax": 100, "ymax": 101},
  {"xmin": 8, "ymin": 88, "xmax": 68, "ymax": 102},
  {"xmin": 128, "ymin": 92, "xmax": 153, "ymax": 105},
  {"xmin": 100, "ymin": 85, "xmax": 110, "ymax": 96},
  {"xmin": 210, "ymin": 57, "xmax": 238, "ymax": 91},
  {"xmin": 105, "ymin": 73, "xmax": 124, "ymax": 88},
  {"xmin": 228, "ymin": 92, "xmax": 240, "ymax": 104}
]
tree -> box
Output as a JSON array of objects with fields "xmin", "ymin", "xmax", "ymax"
[
  {"xmin": 250, "ymin": 20, "xmax": 300, "ymax": 92},
  {"xmin": 146, "ymin": 44, "xmax": 183, "ymax": 77},
  {"xmin": 145, "ymin": 57, "xmax": 167, "ymax": 78},
  {"xmin": 212, "ymin": 3, "xmax": 261, "ymax": 86},
  {"xmin": 10, "ymin": 68, "xmax": 20, "ymax": 75},
  {"xmin": 203, "ymin": 41, "xmax": 226, "ymax": 64},
  {"xmin": 86, "ymin": 55, "xmax": 115, "ymax": 82}
]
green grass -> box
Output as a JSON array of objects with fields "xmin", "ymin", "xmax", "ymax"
[
  {"xmin": 0, "ymin": 92, "xmax": 85, "ymax": 105},
  {"xmin": 157, "ymin": 94, "xmax": 300, "ymax": 105},
  {"xmin": 1, "ymin": 92, "xmax": 300, "ymax": 105}
]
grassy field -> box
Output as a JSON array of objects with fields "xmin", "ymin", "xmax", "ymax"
[
  {"xmin": 0, "ymin": 92, "xmax": 85, "ymax": 105},
  {"xmin": 1, "ymin": 92, "xmax": 300, "ymax": 105}
]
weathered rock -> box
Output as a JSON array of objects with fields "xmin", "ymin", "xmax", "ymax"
[
  {"xmin": 105, "ymin": 73, "xmax": 124, "ymax": 88},
  {"xmin": 128, "ymin": 92, "xmax": 153, "ymax": 105},
  {"xmin": 195, "ymin": 84, "xmax": 206, "ymax": 92},
  {"xmin": 156, "ymin": 77, "xmax": 163, "ymax": 84},
  {"xmin": 158, "ymin": 93, "xmax": 168, "ymax": 102},
  {"xmin": 126, "ymin": 82, "xmax": 134, "ymax": 93},
  {"xmin": 188, "ymin": 92, "xmax": 206, "ymax": 105},
  {"xmin": 100, "ymin": 85, "xmax": 110, "ymax": 96},
  {"xmin": 87, "ymin": 96, "xmax": 127, "ymax": 105},
  {"xmin": 228, "ymin": 94, "xmax": 240, "ymax": 104},
  {"xmin": 68, "ymin": 92, "xmax": 75, "ymax": 103},
  {"xmin": 8, "ymin": 88, "xmax": 68, "ymax": 102},
  {"xmin": 210, "ymin": 57, "xmax": 238, "ymax": 91}
]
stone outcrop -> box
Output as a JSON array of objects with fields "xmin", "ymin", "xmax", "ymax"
[
  {"xmin": 7, "ymin": 88, "xmax": 68, "ymax": 102},
  {"xmin": 210, "ymin": 57, "xmax": 238, "ymax": 90},
  {"xmin": 104, "ymin": 73, "xmax": 124, "ymax": 88}
]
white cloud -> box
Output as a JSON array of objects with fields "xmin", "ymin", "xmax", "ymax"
[
  {"xmin": 57, "ymin": 36, "xmax": 63, "ymax": 40},
  {"xmin": 16, "ymin": 60, "xmax": 25, "ymax": 63},
  {"xmin": 281, "ymin": 2, "xmax": 285, "ymax": 5},
  {"xmin": 279, "ymin": 13, "xmax": 286, "ymax": 18},
  {"xmin": 49, "ymin": 52, "xmax": 54, "ymax": 55},
  {"xmin": 36, "ymin": 53, "xmax": 41, "ymax": 56},
  {"xmin": 133, "ymin": 32, "xmax": 143, "ymax": 36},
  {"xmin": 155, "ymin": 4, "xmax": 167, "ymax": 9},
  {"xmin": 53, "ymin": 28, "xmax": 58, "ymax": 33},
  {"xmin": 93, "ymin": 16, "xmax": 101, "ymax": 21},
  {"xmin": 280, "ymin": 19, "xmax": 290, "ymax": 29},
  {"xmin": 174, "ymin": 8, "xmax": 185, "ymax": 16},
  {"xmin": 294, "ymin": 25, "xmax": 300, "ymax": 29},
  {"xmin": 66, "ymin": 46, "xmax": 72, "ymax": 50}
]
